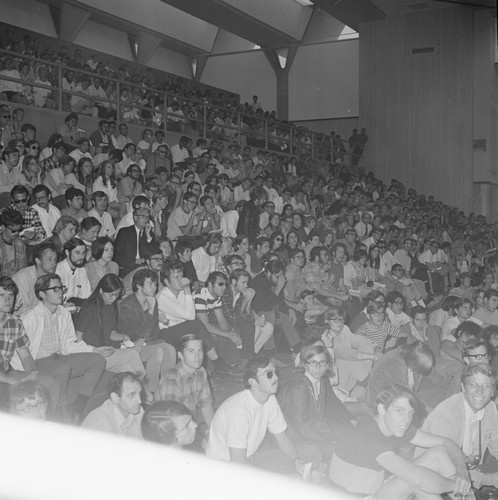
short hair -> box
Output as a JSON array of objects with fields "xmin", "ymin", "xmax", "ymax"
[
  {"xmin": 366, "ymin": 301, "xmax": 385, "ymax": 315},
  {"xmin": 398, "ymin": 341, "xmax": 434, "ymax": 376},
  {"xmin": 131, "ymin": 195, "xmax": 150, "ymax": 210},
  {"xmin": 205, "ymin": 232, "xmax": 222, "ymax": 247},
  {"xmin": 289, "ymin": 247, "xmax": 305, "ymax": 260},
  {"xmin": 91, "ymin": 236, "xmax": 113, "ymax": 260},
  {"xmin": 263, "ymin": 259, "xmax": 285, "ymax": 275},
  {"xmin": 64, "ymin": 187, "xmax": 84, "ymax": 202},
  {"xmin": 141, "ymin": 401, "xmax": 193, "ymax": 445},
  {"xmin": 91, "ymin": 190, "xmax": 108, "ymax": 202},
  {"xmin": 386, "ymin": 291, "xmax": 405, "ymax": 306},
  {"xmin": 145, "ymin": 242, "xmax": 162, "ymax": 260},
  {"xmin": 34, "ymin": 273, "xmax": 61, "ymax": 300},
  {"xmin": 461, "ymin": 362, "xmax": 497, "ymax": 386},
  {"xmin": 53, "ymin": 216, "xmax": 78, "ymax": 236},
  {"xmin": 33, "ymin": 184, "xmax": 51, "ymax": 198},
  {"xmin": 132, "ymin": 268, "xmax": 157, "ymax": 292},
  {"xmin": 0, "ymin": 207, "xmax": 23, "ymax": 227},
  {"xmin": 160, "ymin": 261, "xmax": 184, "ymax": 285},
  {"xmin": 177, "ymin": 334, "xmax": 203, "ymax": 353},
  {"xmin": 33, "ymin": 241, "xmax": 58, "ymax": 263},
  {"xmin": 462, "ymin": 337, "xmax": 488, "ymax": 358},
  {"xmin": 243, "ymin": 352, "xmax": 273, "ymax": 389},
  {"xmin": 363, "ymin": 290, "xmax": 385, "ymax": 307},
  {"xmin": 226, "ymin": 254, "xmax": 244, "ymax": 267},
  {"xmin": 80, "ymin": 217, "xmax": 101, "ymax": 233},
  {"xmin": 206, "ymin": 271, "xmax": 227, "ymax": 287},
  {"xmin": 374, "ymin": 384, "xmax": 417, "ymax": 414},
  {"xmin": 484, "ymin": 289, "xmax": 498, "ymax": 300},
  {"xmin": 254, "ymin": 236, "xmax": 269, "ymax": 250},
  {"xmin": 0, "ymin": 276, "xmax": 18, "ymax": 295},
  {"xmin": 64, "ymin": 237, "xmax": 86, "ymax": 254},
  {"xmin": 175, "ymin": 239, "xmax": 192, "ymax": 257},
  {"xmin": 410, "ymin": 306, "xmax": 428, "ymax": 320},
  {"xmin": 21, "ymin": 123, "xmax": 36, "ymax": 134},
  {"xmin": 250, "ymin": 187, "xmax": 267, "ymax": 202},
  {"xmin": 10, "ymin": 185, "xmax": 29, "ymax": 199},
  {"xmin": 107, "ymin": 372, "xmax": 142, "ymax": 397},
  {"xmin": 229, "ymin": 269, "xmax": 251, "ymax": 284},
  {"xmin": 454, "ymin": 321, "xmax": 482, "ymax": 340}
]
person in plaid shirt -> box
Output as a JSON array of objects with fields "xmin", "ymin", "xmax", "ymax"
[
  {"xmin": 154, "ymin": 334, "xmax": 214, "ymax": 448},
  {"xmin": 0, "ymin": 276, "xmax": 61, "ymax": 413}
]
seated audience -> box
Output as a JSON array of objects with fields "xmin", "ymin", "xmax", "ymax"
[{"xmin": 0, "ymin": 208, "xmax": 26, "ymax": 277}]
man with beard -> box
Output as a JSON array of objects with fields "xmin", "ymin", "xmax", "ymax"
[
  {"xmin": 55, "ymin": 238, "xmax": 91, "ymax": 308},
  {"xmin": 191, "ymin": 232, "xmax": 221, "ymax": 286},
  {"xmin": 82, "ymin": 372, "xmax": 144, "ymax": 438}
]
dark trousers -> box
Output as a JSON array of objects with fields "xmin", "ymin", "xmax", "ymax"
[
  {"xmin": 232, "ymin": 320, "xmax": 255, "ymax": 360},
  {"xmin": 36, "ymin": 352, "xmax": 106, "ymax": 404}
]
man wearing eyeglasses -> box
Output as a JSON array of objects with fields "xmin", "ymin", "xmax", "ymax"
[
  {"xmin": 114, "ymin": 206, "xmax": 155, "ymax": 277},
  {"xmin": 11, "ymin": 273, "xmax": 108, "ymax": 423},
  {"xmin": 207, "ymin": 352, "xmax": 319, "ymax": 474},
  {"xmin": 422, "ymin": 363, "xmax": 498, "ymax": 489},
  {"xmin": 167, "ymin": 192, "xmax": 202, "ymax": 242}
]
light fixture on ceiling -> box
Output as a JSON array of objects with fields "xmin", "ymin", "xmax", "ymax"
[{"xmin": 294, "ymin": 0, "xmax": 314, "ymax": 6}]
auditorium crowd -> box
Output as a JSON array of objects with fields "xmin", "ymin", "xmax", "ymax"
[{"xmin": 2, "ymin": 26, "xmax": 498, "ymax": 500}]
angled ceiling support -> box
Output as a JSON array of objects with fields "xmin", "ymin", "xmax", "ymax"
[
  {"xmin": 189, "ymin": 55, "xmax": 209, "ymax": 82},
  {"xmin": 136, "ymin": 31, "xmax": 162, "ymax": 65},
  {"xmin": 60, "ymin": 1, "xmax": 90, "ymax": 43},
  {"xmin": 263, "ymin": 46, "xmax": 298, "ymax": 120}
]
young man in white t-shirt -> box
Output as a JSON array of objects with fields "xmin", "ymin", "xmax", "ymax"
[{"xmin": 207, "ymin": 353, "xmax": 320, "ymax": 474}]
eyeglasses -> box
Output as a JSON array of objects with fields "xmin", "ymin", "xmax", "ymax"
[
  {"xmin": 275, "ymin": 238, "xmax": 283, "ymax": 241},
  {"xmin": 259, "ymin": 369, "xmax": 279, "ymax": 380},
  {"xmin": 30, "ymin": 145, "xmax": 39, "ymax": 150},
  {"xmin": 6, "ymin": 226, "xmax": 21, "ymax": 234},
  {"xmin": 13, "ymin": 198, "xmax": 28, "ymax": 204},
  {"xmin": 329, "ymin": 317, "xmax": 345, "ymax": 323},
  {"xmin": 150, "ymin": 257, "xmax": 165, "ymax": 262},
  {"xmin": 35, "ymin": 196, "xmax": 48, "ymax": 201},
  {"xmin": 43, "ymin": 285, "xmax": 67, "ymax": 293},
  {"xmin": 307, "ymin": 361, "xmax": 329, "ymax": 368},
  {"xmin": 371, "ymin": 311, "xmax": 385, "ymax": 318},
  {"xmin": 466, "ymin": 354, "xmax": 490, "ymax": 362},
  {"xmin": 393, "ymin": 300, "xmax": 404, "ymax": 305},
  {"xmin": 465, "ymin": 381, "xmax": 493, "ymax": 391},
  {"xmin": 1, "ymin": 115, "xmax": 10, "ymax": 119},
  {"xmin": 216, "ymin": 282, "xmax": 226, "ymax": 287}
]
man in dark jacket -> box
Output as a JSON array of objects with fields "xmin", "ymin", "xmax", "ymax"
[{"xmin": 236, "ymin": 187, "xmax": 267, "ymax": 244}]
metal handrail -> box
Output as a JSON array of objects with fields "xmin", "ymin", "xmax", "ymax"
[{"xmin": 0, "ymin": 47, "xmax": 348, "ymax": 162}]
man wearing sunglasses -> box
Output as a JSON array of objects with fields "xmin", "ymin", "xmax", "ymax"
[
  {"xmin": 11, "ymin": 273, "xmax": 108, "ymax": 423},
  {"xmin": 207, "ymin": 352, "xmax": 319, "ymax": 474}
]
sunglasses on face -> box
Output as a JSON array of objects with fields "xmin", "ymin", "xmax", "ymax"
[
  {"xmin": 13, "ymin": 198, "xmax": 28, "ymax": 204},
  {"xmin": 259, "ymin": 369, "xmax": 279, "ymax": 380}
]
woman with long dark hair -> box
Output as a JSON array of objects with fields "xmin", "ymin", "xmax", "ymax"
[
  {"xmin": 75, "ymin": 274, "xmax": 147, "ymax": 381},
  {"xmin": 84, "ymin": 236, "xmax": 119, "ymax": 292}
]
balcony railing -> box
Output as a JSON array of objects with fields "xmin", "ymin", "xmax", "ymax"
[{"xmin": 0, "ymin": 48, "xmax": 353, "ymax": 163}]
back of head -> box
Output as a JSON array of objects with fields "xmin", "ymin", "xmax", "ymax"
[{"xmin": 141, "ymin": 401, "xmax": 192, "ymax": 445}]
